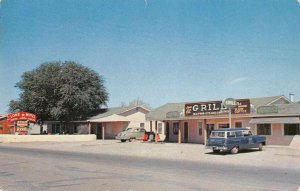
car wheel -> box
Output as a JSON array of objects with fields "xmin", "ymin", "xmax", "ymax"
[
  {"xmin": 258, "ymin": 143, "xmax": 263, "ymax": 151},
  {"xmin": 121, "ymin": 140, "xmax": 126, "ymax": 142},
  {"xmin": 230, "ymin": 147, "xmax": 239, "ymax": 154},
  {"xmin": 129, "ymin": 138, "xmax": 135, "ymax": 142},
  {"xmin": 213, "ymin": 150, "xmax": 220, "ymax": 153}
]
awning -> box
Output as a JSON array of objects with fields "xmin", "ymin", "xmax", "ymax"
[
  {"xmin": 249, "ymin": 117, "xmax": 300, "ymax": 124},
  {"xmin": 88, "ymin": 114, "xmax": 130, "ymax": 123}
]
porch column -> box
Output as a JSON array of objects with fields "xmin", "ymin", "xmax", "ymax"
[
  {"xmin": 178, "ymin": 122, "xmax": 181, "ymax": 144},
  {"xmin": 102, "ymin": 123, "xmax": 105, "ymax": 140},
  {"xmin": 88, "ymin": 122, "xmax": 91, "ymax": 134},
  {"xmin": 203, "ymin": 119, "xmax": 207, "ymax": 145}
]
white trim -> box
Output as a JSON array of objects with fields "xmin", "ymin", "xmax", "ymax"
[
  {"xmin": 267, "ymin": 96, "xmax": 290, "ymax": 105},
  {"xmin": 118, "ymin": 106, "xmax": 151, "ymax": 115}
]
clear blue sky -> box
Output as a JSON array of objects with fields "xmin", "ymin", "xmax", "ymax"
[{"xmin": 1, "ymin": 0, "xmax": 300, "ymax": 114}]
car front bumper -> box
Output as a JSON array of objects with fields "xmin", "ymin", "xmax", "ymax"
[{"xmin": 205, "ymin": 146, "xmax": 228, "ymax": 151}]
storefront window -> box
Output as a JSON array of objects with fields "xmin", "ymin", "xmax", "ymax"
[
  {"xmin": 173, "ymin": 122, "xmax": 179, "ymax": 135},
  {"xmin": 235, "ymin": 122, "xmax": 242, "ymax": 128},
  {"xmin": 284, "ymin": 124, "xmax": 300, "ymax": 135},
  {"xmin": 198, "ymin": 122, "xmax": 203, "ymax": 136},
  {"xmin": 257, "ymin": 124, "xmax": 271, "ymax": 135}
]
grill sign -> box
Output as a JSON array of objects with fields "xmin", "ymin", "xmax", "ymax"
[{"xmin": 185, "ymin": 99, "xmax": 250, "ymax": 116}]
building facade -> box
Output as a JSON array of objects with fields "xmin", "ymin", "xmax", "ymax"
[
  {"xmin": 147, "ymin": 96, "xmax": 300, "ymax": 146},
  {"xmin": 46, "ymin": 106, "xmax": 151, "ymax": 139}
]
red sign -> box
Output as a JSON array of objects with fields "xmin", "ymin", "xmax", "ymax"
[{"xmin": 7, "ymin": 112, "xmax": 37, "ymax": 122}]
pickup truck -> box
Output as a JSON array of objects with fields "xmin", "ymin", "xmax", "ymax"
[{"xmin": 206, "ymin": 128, "xmax": 266, "ymax": 154}]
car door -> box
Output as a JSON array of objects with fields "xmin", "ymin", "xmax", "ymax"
[{"xmin": 235, "ymin": 131, "xmax": 248, "ymax": 149}]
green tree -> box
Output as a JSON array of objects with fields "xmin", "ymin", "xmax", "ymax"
[{"xmin": 9, "ymin": 61, "xmax": 109, "ymax": 121}]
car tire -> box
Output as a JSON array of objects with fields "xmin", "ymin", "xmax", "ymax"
[
  {"xmin": 258, "ymin": 143, "xmax": 263, "ymax": 151},
  {"xmin": 230, "ymin": 147, "xmax": 239, "ymax": 154},
  {"xmin": 121, "ymin": 140, "xmax": 126, "ymax": 142},
  {"xmin": 129, "ymin": 138, "xmax": 135, "ymax": 142},
  {"xmin": 213, "ymin": 150, "xmax": 220, "ymax": 153}
]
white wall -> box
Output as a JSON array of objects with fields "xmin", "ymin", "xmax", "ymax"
[
  {"xmin": 126, "ymin": 111, "xmax": 150, "ymax": 130},
  {"xmin": 0, "ymin": 134, "xmax": 96, "ymax": 143}
]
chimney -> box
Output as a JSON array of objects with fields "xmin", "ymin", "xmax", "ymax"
[{"xmin": 289, "ymin": 93, "xmax": 294, "ymax": 102}]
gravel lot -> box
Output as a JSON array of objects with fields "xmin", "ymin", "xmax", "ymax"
[{"xmin": 1, "ymin": 140, "xmax": 300, "ymax": 170}]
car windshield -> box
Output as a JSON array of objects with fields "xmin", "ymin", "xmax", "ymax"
[{"xmin": 210, "ymin": 131, "xmax": 225, "ymax": 138}]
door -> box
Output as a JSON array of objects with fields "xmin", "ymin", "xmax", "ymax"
[
  {"xmin": 206, "ymin": 124, "xmax": 215, "ymax": 138},
  {"xmin": 184, "ymin": 122, "xmax": 188, "ymax": 143},
  {"xmin": 165, "ymin": 122, "xmax": 169, "ymax": 142},
  {"xmin": 96, "ymin": 123, "xmax": 103, "ymax": 139}
]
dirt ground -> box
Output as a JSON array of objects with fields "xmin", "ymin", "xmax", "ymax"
[{"xmin": 1, "ymin": 140, "xmax": 300, "ymax": 170}]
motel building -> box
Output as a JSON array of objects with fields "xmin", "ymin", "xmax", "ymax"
[
  {"xmin": 146, "ymin": 95, "xmax": 300, "ymax": 146},
  {"xmin": 45, "ymin": 105, "xmax": 153, "ymax": 139}
]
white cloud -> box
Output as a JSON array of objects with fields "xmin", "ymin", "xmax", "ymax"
[{"xmin": 230, "ymin": 77, "xmax": 248, "ymax": 84}]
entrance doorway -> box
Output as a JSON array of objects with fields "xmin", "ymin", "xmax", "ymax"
[
  {"xmin": 165, "ymin": 122, "xmax": 169, "ymax": 142},
  {"xmin": 206, "ymin": 124, "xmax": 215, "ymax": 138},
  {"xmin": 184, "ymin": 122, "xmax": 188, "ymax": 143},
  {"xmin": 96, "ymin": 123, "xmax": 103, "ymax": 139}
]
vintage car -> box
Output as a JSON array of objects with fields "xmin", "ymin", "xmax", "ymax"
[
  {"xmin": 115, "ymin": 127, "xmax": 146, "ymax": 142},
  {"xmin": 206, "ymin": 128, "xmax": 266, "ymax": 154}
]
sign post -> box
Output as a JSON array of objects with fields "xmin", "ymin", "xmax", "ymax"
[{"xmin": 223, "ymin": 98, "xmax": 237, "ymax": 128}]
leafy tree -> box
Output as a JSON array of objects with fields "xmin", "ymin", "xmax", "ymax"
[{"xmin": 9, "ymin": 61, "xmax": 109, "ymax": 121}]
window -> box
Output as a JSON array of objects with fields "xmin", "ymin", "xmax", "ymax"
[
  {"xmin": 198, "ymin": 122, "xmax": 203, "ymax": 136},
  {"xmin": 173, "ymin": 122, "xmax": 179, "ymax": 135},
  {"xmin": 284, "ymin": 124, "xmax": 300, "ymax": 135},
  {"xmin": 198, "ymin": 122, "xmax": 202, "ymax": 136},
  {"xmin": 140, "ymin": 123, "xmax": 145, "ymax": 128},
  {"xmin": 235, "ymin": 122, "xmax": 242, "ymax": 128},
  {"xmin": 235, "ymin": 131, "xmax": 243, "ymax": 137},
  {"xmin": 219, "ymin": 123, "xmax": 229, "ymax": 128},
  {"xmin": 157, "ymin": 123, "xmax": 162, "ymax": 134},
  {"xmin": 257, "ymin": 124, "xmax": 271, "ymax": 135},
  {"xmin": 242, "ymin": 130, "xmax": 252, "ymax": 136},
  {"xmin": 227, "ymin": 132, "xmax": 236, "ymax": 137},
  {"xmin": 211, "ymin": 131, "xmax": 225, "ymax": 138}
]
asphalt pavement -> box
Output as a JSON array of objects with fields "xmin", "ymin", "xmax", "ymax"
[{"xmin": 0, "ymin": 141, "xmax": 299, "ymax": 191}]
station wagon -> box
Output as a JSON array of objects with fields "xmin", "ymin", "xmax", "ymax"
[{"xmin": 206, "ymin": 128, "xmax": 266, "ymax": 154}]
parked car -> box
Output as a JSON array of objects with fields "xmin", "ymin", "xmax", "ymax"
[
  {"xmin": 115, "ymin": 127, "xmax": 146, "ymax": 142},
  {"xmin": 206, "ymin": 128, "xmax": 266, "ymax": 154}
]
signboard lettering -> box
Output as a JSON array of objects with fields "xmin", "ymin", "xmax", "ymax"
[
  {"xmin": 7, "ymin": 112, "xmax": 37, "ymax": 122},
  {"xmin": 185, "ymin": 99, "xmax": 250, "ymax": 116}
]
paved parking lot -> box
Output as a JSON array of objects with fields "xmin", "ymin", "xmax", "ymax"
[{"xmin": 1, "ymin": 140, "xmax": 300, "ymax": 170}]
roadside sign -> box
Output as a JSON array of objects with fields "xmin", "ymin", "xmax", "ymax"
[
  {"xmin": 7, "ymin": 112, "xmax": 37, "ymax": 122},
  {"xmin": 223, "ymin": 98, "xmax": 237, "ymax": 108}
]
